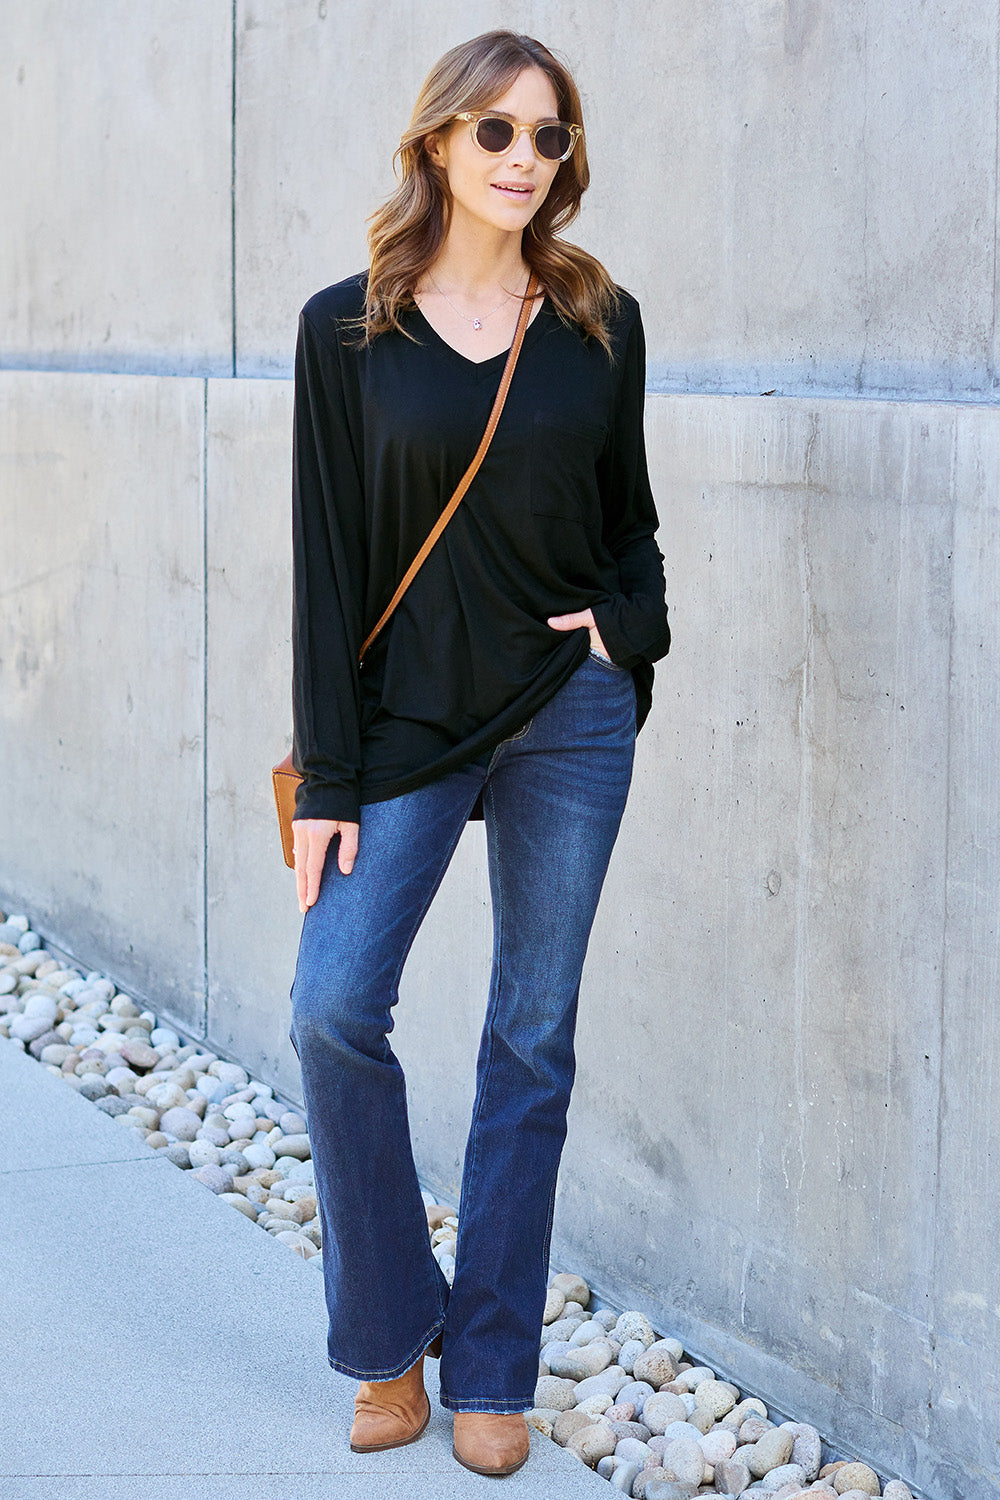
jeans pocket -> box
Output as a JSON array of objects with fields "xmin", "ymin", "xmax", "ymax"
[
  {"xmin": 587, "ymin": 646, "xmax": 626, "ymax": 671},
  {"xmin": 506, "ymin": 717, "xmax": 533, "ymax": 741}
]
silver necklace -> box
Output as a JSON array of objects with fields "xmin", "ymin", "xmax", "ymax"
[{"xmin": 426, "ymin": 273, "xmax": 526, "ymax": 331}]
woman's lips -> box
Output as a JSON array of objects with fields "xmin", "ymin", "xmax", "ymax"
[{"xmin": 492, "ymin": 183, "xmax": 534, "ymax": 200}]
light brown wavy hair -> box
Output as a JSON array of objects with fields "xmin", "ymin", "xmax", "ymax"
[{"xmin": 347, "ymin": 30, "xmax": 621, "ymax": 355}]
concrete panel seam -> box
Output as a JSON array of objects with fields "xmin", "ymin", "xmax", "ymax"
[
  {"xmin": 202, "ymin": 377, "xmax": 209, "ymax": 1036},
  {"xmin": 644, "ymin": 376, "xmax": 1000, "ymax": 407},
  {"xmin": 230, "ymin": 0, "xmax": 237, "ymax": 379},
  {"xmin": 7, "ymin": 365, "xmax": 1000, "ymax": 410},
  {"xmin": 929, "ymin": 416, "xmax": 959, "ymax": 1389},
  {"xmin": 992, "ymin": 2, "xmax": 1000, "ymax": 391}
]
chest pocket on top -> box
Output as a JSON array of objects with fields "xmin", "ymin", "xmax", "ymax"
[{"xmin": 530, "ymin": 413, "xmax": 608, "ymax": 526}]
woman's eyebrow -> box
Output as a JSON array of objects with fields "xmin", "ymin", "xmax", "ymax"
[{"xmin": 490, "ymin": 110, "xmax": 562, "ymax": 123}]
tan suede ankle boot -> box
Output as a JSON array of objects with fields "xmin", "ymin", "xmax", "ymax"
[
  {"xmin": 452, "ymin": 1411, "xmax": 531, "ymax": 1476},
  {"xmin": 349, "ymin": 1332, "xmax": 442, "ymax": 1453}
]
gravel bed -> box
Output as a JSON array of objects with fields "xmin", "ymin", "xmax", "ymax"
[{"xmin": 0, "ymin": 908, "xmax": 924, "ymax": 1500}]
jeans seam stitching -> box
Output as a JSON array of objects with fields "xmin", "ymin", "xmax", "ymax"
[
  {"xmin": 485, "ymin": 716, "xmax": 533, "ymax": 774},
  {"xmin": 327, "ymin": 1318, "xmax": 445, "ymax": 1382},
  {"xmin": 440, "ymin": 1396, "xmax": 535, "ymax": 1406},
  {"xmin": 457, "ymin": 779, "xmax": 505, "ymax": 1266},
  {"xmin": 377, "ymin": 792, "xmax": 484, "ymax": 1327},
  {"xmin": 540, "ymin": 1173, "xmax": 558, "ymax": 1289}
]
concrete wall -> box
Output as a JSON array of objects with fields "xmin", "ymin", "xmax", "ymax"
[
  {"xmin": 0, "ymin": 371, "xmax": 208, "ymax": 1016},
  {"xmin": 2, "ymin": 5, "xmax": 999, "ymax": 1499},
  {"xmin": 4, "ymin": 1, "xmax": 997, "ymax": 395},
  {"xmin": 1, "ymin": 1, "xmax": 233, "ymax": 374}
]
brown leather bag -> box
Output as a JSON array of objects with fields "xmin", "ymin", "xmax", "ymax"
[{"xmin": 273, "ymin": 273, "xmax": 540, "ymax": 870}]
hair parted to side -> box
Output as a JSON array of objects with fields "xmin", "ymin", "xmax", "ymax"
[{"xmin": 348, "ymin": 30, "xmax": 621, "ymax": 355}]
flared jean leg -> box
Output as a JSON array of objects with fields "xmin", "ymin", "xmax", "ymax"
[
  {"xmin": 437, "ymin": 652, "xmax": 637, "ymax": 1412},
  {"xmin": 287, "ymin": 760, "xmax": 485, "ymax": 1382}
]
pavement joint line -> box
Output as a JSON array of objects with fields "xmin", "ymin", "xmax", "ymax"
[
  {"xmin": 2, "ymin": 1471, "xmax": 501, "ymax": 1479},
  {"xmin": 0, "ymin": 1153, "xmax": 166, "ymax": 1175}
]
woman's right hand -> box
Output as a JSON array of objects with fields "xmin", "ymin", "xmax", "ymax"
[{"xmin": 293, "ymin": 818, "xmax": 360, "ymax": 913}]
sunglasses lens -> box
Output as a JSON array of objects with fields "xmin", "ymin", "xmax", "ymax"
[
  {"xmin": 534, "ymin": 124, "xmax": 573, "ymax": 160},
  {"xmin": 475, "ymin": 116, "xmax": 516, "ymax": 153}
]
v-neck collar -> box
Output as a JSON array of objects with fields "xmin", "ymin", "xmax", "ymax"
[{"xmin": 410, "ymin": 293, "xmax": 552, "ymax": 374}]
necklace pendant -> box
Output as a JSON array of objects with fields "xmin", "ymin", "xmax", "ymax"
[{"xmin": 473, "ymin": 318, "xmax": 482, "ymax": 330}]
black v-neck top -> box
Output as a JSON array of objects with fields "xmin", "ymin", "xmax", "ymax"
[{"xmin": 290, "ymin": 270, "xmax": 670, "ymax": 825}]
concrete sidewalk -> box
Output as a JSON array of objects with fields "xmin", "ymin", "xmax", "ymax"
[{"xmin": 0, "ymin": 1038, "xmax": 608, "ymax": 1500}]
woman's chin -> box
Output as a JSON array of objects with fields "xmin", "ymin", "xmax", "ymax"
[{"xmin": 451, "ymin": 196, "xmax": 539, "ymax": 238}]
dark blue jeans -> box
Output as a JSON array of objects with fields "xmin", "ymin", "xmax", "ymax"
[{"xmin": 288, "ymin": 650, "xmax": 636, "ymax": 1413}]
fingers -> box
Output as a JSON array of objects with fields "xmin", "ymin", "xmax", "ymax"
[
  {"xmin": 294, "ymin": 819, "xmax": 361, "ymax": 913},
  {"xmin": 337, "ymin": 822, "xmax": 360, "ymax": 876},
  {"xmin": 547, "ymin": 609, "xmax": 610, "ymax": 658},
  {"xmin": 293, "ymin": 823, "xmax": 314, "ymax": 914},
  {"xmin": 547, "ymin": 608, "xmax": 596, "ymax": 631},
  {"xmin": 303, "ymin": 830, "xmax": 333, "ymax": 911},
  {"xmin": 293, "ymin": 819, "xmax": 334, "ymax": 914}
]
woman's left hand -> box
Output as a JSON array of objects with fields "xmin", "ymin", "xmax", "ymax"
[{"xmin": 547, "ymin": 607, "xmax": 611, "ymax": 660}]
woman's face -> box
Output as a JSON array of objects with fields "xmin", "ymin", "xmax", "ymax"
[{"xmin": 427, "ymin": 66, "xmax": 564, "ymax": 240}]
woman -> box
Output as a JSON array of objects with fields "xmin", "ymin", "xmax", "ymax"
[{"xmin": 287, "ymin": 29, "xmax": 670, "ymax": 1477}]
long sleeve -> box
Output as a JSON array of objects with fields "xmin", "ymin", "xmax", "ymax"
[
  {"xmin": 589, "ymin": 306, "xmax": 671, "ymax": 670},
  {"xmin": 290, "ymin": 308, "xmax": 368, "ymax": 824}
]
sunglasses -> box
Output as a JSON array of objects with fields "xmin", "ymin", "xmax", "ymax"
[{"xmin": 454, "ymin": 111, "xmax": 583, "ymax": 163}]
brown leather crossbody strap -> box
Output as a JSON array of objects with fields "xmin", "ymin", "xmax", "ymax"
[{"xmin": 357, "ymin": 270, "xmax": 540, "ymax": 663}]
